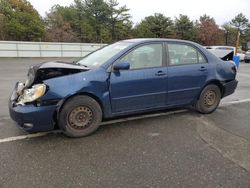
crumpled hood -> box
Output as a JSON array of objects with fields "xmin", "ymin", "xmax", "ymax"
[
  {"xmin": 35, "ymin": 61, "xmax": 88, "ymax": 70},
  {"xmin": 26, "ymin": 61, "xmax": 89, "ymax": 88}
]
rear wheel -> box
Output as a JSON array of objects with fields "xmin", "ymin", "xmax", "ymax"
[
  {"xmin": 59, "ymin": 96, "xmax": 102, "ymax": 137},
  {"xmin": 196, "ymin": 84, "xmax": 221, "ymax": 114}
]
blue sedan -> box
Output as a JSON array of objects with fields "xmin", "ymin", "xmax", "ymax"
[{"xmin": 9, "ymin": 39, "xmax": 238, "ymax": 137}]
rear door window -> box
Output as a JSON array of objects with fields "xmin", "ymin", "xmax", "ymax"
[{"xmin": 168, "ymin": 43, "xmax": 207, "ymax": 66}]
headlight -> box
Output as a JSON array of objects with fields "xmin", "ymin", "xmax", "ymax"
[{"xmin": 17, "ymin": 84, "xmax": 46, "ymax": 105}]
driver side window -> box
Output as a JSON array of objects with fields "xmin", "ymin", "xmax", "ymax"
[{"xmin": 119, "ymin": 43, "xmax": 163, "ymax": 70}]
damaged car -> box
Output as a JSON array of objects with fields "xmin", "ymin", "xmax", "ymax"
[{"xmin": 9, "ymin": 39, "xmax": 238, "ymax": 137}]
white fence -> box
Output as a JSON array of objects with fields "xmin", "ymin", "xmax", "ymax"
[{"xmin": 0, "ymin": 41, "xmax": 106, "ymax": 57}]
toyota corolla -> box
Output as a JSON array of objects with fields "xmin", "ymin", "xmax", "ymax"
[{"xmin": 9, "ymin": 39, "xmax": 238, "ymax": 137}]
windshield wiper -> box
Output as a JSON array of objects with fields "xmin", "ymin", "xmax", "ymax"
[
  {"xmin": 74, "ymin": 61, "xmax": 88, "ymax": 68},
  {"xmin": 79, "ymin": 64, "xmax": 88, "ymax": 68}
]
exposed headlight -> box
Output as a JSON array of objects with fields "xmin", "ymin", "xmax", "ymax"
[{"xmin": 17, "ymin": 84, "xmax": 46, "ymax": 105}]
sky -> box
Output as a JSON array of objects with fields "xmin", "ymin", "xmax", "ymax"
[{"xmin": 29, "ymin": 0, "xmax": 250, "ymax": 25}]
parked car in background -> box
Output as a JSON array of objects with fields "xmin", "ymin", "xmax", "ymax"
[
  {"xmin": 206, "ymin": 46, "xmax": 235, "ymax": 54},
  {"xmin": 237, "ymin": 50, "xmax": 246, "ymax": 61},
  {"xmin": 244, "ymin": 51, "xmax": 250, "ymax": 63},
  {"xmin": 206, "ymin": 46, "xmax": 245, "ymax": 61},
  {"xmin": 9, "ymin": 39, "xmax": 238, "ymax": 137}
]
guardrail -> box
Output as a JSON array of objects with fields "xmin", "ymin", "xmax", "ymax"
[{"xmin": 0, "ymin": 41, "xmax": 106, "ymax": 57}]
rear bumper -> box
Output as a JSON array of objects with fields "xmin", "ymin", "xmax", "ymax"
[
  {"xmin": 9, "ymin": 83, "xmax": 57, "ymax": 133},
  {"xmin": 222, "ymin": 79, "xmax": 238, "ymax": 98}
]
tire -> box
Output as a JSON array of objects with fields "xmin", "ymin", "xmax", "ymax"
[
  {"xmin": 245, "ymin": 60, "xmax": 249, "ymax": 63},
  {"xmin": 195, "ymin": 84, "xmax": 221, "ymax": 114},
  {"xmin": 59, "ymin": 95, "xmax": 102, "ymax": 137}
]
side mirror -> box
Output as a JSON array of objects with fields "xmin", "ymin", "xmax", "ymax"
[{"xmin": 113, "ymin": 61, "xmax": 130, "ymax": 71}]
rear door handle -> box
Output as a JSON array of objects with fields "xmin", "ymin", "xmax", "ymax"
[
  {"xmin": 155, "ymin": 71, "xmax": 166, "ymax": 76},
  {"xmin": 199, "ymin": 66, "xmax": 207, "ymax": 71}
]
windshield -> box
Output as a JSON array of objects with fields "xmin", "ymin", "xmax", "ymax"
[{"xmin": 77, "ymin": 42, "xmax": 132, "ymax": 67}]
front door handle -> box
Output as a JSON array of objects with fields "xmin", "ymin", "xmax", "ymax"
[
  {"xmin": 199, "ymin": 66, "xmax": 207, "ymax": 71},
  {"xmin": 155, "ymin": 71, "xmax": 166, "ymax": 76}
]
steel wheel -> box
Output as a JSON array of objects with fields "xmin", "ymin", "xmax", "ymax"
[
  {"xmin": 67, "ymin": 106, "xmax": 93, "ymax": 130},
  {"xmin": 203, "ymin": 90, "xmax": 217, "ymax": 107},
  {"xmin": 196, "ymin": 84, "xmax": 221, "ymax": 114},
  {"xmin": 59, "ymin": 96, "xmax": 102, "ymax": 137}
]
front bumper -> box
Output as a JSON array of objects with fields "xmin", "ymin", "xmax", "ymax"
[
  {"xmin": 222, "ymin": 79, "xmax": 238, "ymax": 98},
  {"xmin": 9, "ymin": 83, "xmax": 57, "ymax": 133}
]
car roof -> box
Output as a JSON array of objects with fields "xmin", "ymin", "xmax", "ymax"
[
  {"xmin": 206, "ymin": 45, "xmax": 235, "ymax": 49},
  {"xmin": 122, "ymin": 38, "xmax": 197, "ymax": 45}
]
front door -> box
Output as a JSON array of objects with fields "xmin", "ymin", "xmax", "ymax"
[{"xmin": 109, "ymin": 43, "xmax": 168, "ymax": 113}]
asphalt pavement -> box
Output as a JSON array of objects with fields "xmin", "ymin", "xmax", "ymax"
[{"xmin": 0, "ymin": 58, "xmax": 250, "ymax": 187}]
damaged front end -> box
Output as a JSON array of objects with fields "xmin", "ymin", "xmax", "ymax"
[
  {"xmin": 25, "ymin": 61, "xmax": 88, "ymax": 88},
  {"xmin": 9, "ymin": 61, "xmax": 89, "ymax": 132},
  {"xmin": 13, "ymin": 61, "xmax": 89, "ymax": 106}
]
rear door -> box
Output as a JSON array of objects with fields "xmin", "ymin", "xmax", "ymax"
[
  {"xmin": 109, "ymin": 43, "xmax": 168, "ymax": 113},
  {"xmin": 166, "ymin": 42, "xmax": 209, "ymax": 106}
]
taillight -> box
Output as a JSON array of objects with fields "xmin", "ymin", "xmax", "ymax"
[
  {"xmin": 231, "ymin": 65, "xmax": 237, "ymax": 75},
  {"xmin": 228, "ymin": 60, "xmax": 237, "ymax": 75}
]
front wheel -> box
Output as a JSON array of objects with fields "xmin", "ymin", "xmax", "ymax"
[
  {"xmin": 59, "ymin": 95, "xmax": 102, "ymax": 137},
  {"xmin": 195, "ymin": 84, "xmax": 221, "ymax": 114}
]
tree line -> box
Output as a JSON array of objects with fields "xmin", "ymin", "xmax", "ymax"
[{"xmin": 0, "ymin": 0, "xmax": 250, "ymax": 47}]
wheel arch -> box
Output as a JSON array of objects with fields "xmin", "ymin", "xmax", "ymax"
[
  {"xmin": 198, "ymin": 80, "xmax": 224, "ymax": 100},
  {"xmin": 55, "ymin": 92, "xmax": 104, "ymax": 122}
]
